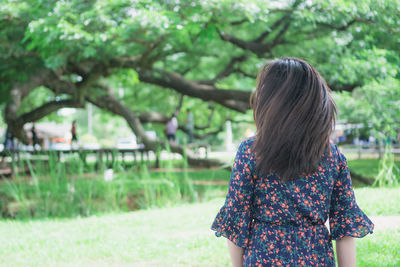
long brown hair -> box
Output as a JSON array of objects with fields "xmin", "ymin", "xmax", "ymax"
[{"xmin": 252, "ymin": 57, "xmax": 336, "ymax": 182}]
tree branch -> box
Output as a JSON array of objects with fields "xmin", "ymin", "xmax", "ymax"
[
  {"xmin": 137, "ymin": 68, "xmax": 251, "ymax": 113},
  {"xmin": 174, "ymin": 94, "xmax": 184, "ymax": 115},
  {"xmin": 218, "ymin": 30, "xmax": 268, "ymax": 57},
  {"xmin": 87, "ymin": 85, "xmax": 225, "ymax": 167},
  {"xmin": 268, "ymin": 19, "xmax": 292, "ymax": 48},
  {"xmin": 4, "ymin": 69, "xmax": 52, "ymax": 142},
  {"xmin": 234, "ymin": 68, "xmax": 257, "ymax": 79},
  {"xmin": 140, "ymin": 35, "xmax": 168, "ymax": 67},
  {"xmin": 329, "ymin": 83, "xmax": 361, "ymax": 92},
  {"xmin": 16, "ymin": 99, "xmax": 83, "ymax": 125},
  {"xmin": 136, "ymin": 109, "xmax": 226, "ymax": 139},
  {"xmin": 211, "ymin": 55, "xmax": 248, "ymax": 83},
  {"xmin": 230, "ymin": 18, "xmax": 248, "ymax": 26},
  {"xmin": 194, "ymin": 104, "xmax": 215, "ymax": 130},
  {"xmin": 218, "ymin": 0, "xmax": 301, "ymax": 57},
  {"xmin": 316, "ymin": 17, "xmax": 372, "ymax": 31},
  {"xmin": 87, "ymin": 85, "xmax": 157, "ymax": 150},
  {"xmin": 252, "ymin": 9, "xmax": 294, "ymax": 43},
  {"xmin": 283, "ymin": 16, "xmax": 374, "ymax": 46}
]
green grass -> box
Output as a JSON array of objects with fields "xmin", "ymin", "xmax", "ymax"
[
  {"xmin": 1, "ymin": 153, "xmax": 398, "ymax": 220},
  {"xmin": 0, "ymin": 154, "xmax": 398, "ymax": 266},
  {"xmin": 355, "ymin": 187, "xmax": 400, "ymax": 215},
  {"xmin": 0, "ymin": 198, "xmax": 398, "ymax": 267},
  {"xmin": 0, "ymin": 149, "xmax": 230, "ymax": 219},
  {"xmin": 2, "ymin": 158, "xmax": 400, "ymax": 219},
  {"xmin": 348, "ymin": 159, "xmax": 381, "ymax": 179},
  {"xmin": 0, "ymin": 163, "xmax": 230, "ymax": 219},
  {"xmin": 356, "ymin": 230, "xmax": 400, "ymax": 267},
  {"xmin": 348, "ymin": 158, "xmax": 400, "ymax": 180}
]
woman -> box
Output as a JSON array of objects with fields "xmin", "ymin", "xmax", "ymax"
[
  {"xmin": 165, "ymin": 115, "xmax": 178, "ymax": 143},
  {"xmin": 211, "ymin": 58, "xmax": 373, "ymax": 266}
]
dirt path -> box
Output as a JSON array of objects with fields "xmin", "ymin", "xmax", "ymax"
[
  {"xmin": 369, "ymin": 216, "xmax": 400, "ymax": 231},
  {"xmin": 192, "ymin": 180, "xmax": 228, "ymax": 185}
]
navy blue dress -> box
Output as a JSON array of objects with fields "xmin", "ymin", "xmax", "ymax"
[{"xmin": 211, "ymin": 138, "xmax": 374, "ymax": 266}]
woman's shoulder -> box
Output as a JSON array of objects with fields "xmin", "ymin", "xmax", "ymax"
[
  {"xmin": 236, "ymin": 137, "xmax": 257, "ymax": 162},
  {"xmin": 326, "ymin": 142, "xmax": 349, "ymax": 175},
  {"xmin": 235, "ymin": 137, "xmax": 257, "ymax": 169},
  {"xmin": 238, "ymin": 136, "xmax": 256, "ymax": 152},
  {"xmin": 328, "ymin": 142, "xmax": 345, "ymax": 160}
]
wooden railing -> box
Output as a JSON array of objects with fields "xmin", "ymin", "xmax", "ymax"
[{"xmin": 0, "ymin": 148, "xmax": 156, "ymax": 176}]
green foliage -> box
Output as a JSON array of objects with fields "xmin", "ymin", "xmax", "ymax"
[
  {"xmin": 333, "ymin": 48, "xmax": 400, "ymax": 139},
  {"xmin": 334, "ymin": 75, "xmax": 400, "ymax": 140},
  {"xmin": 347, "ymin": 158, "xmax": 382, "ymax": 179},
  {"xmin": 1, "ymin": 0, "xmax": 399, "ymax": 146}
]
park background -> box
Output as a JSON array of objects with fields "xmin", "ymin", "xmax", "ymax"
[{"xmin": 0, "ymin": 0, "xmax": 399, "ymax": 266}]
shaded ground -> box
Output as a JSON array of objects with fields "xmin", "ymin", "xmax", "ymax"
[{"xmin": 370, "ymin": 216, "xmax": 400, "ymax": 231}]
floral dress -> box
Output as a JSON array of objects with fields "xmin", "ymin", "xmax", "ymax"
[{"xmin": 211, "ymin": 138, "xmax": 374, "ymax": 266}]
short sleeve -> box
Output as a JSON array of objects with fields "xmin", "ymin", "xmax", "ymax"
[
  {"xmin": 329, "ymin": 148, "xmax": 374, "ymax": 240},
  {"xmin": 211, "ymin": 140, "xmax": 255, "ymax": 248}
]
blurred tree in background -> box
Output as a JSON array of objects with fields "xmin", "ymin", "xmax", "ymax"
[{"xmin": 1, "ymin": 0, "xmax": 399, "ymax": 165}]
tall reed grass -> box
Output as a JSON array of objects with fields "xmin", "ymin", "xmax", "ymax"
[
  {"xmin": 374, "ymin": 144, "xmax": 400, "ymax": 187},
  {"xmin": 0, "ymin": 149, "xmax": 223, "ymax": 219}
]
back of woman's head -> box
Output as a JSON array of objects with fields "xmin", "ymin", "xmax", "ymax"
[{"xmin": 252, "ymin": 57, "xmax": 336, "ymax": 182}]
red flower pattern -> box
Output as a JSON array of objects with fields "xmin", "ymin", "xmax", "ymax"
[{"xmin": 211, "ymin": 138, "xmax": 374, "ymax": 266}]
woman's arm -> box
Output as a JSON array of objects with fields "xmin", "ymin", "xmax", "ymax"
[
  {"xmin": 227, "ymin": 239, "xmax": 244, "ymax": 267},
  {"xmin": 336, "ymin": 236, "xmax": 356, "ymax": 267}
]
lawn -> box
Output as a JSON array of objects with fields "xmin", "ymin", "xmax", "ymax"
[
  {"xmin": 0, "ymin": 156, "xmax": 399, "ymax": 266},
  {"xmin": 0, "ymin": 187, "xmax": 399, "ymax": 267},
  {"xmin": 354, "ymin": 187, "xmax": 400, "ymax": 215}
]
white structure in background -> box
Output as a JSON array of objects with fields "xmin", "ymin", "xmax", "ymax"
[
  {"xmin": 88, "ymin": 102, "xmax": 93, "ymax": 135},
  {"xmin": 145, "ymin": 131, "xmax": 157, "ymax": 141},
  {"xmin": 115, "ymin": 131, "xmax": 156, "ymax": 150},
  {"xmin": 104, "ymin": 169, "xmax": 114, "ymax": 182},
  {"xmin": 0, "ymin": 127, "xmax": 5, "ymax": 151},
  {"xmin": 226, "ymin": 120, "xmax": 234, "ymax": 152},
  {"xmin": 23, "ymin": 122, "xmax": 72, "ymax": 150},
  {"xmin": 332, "ymin": 122, "xmax": 365, "ymax": 144},
  {"xmin": 245, "ymin": 128, "xmax": 256, "ymax": 138},
  {"xmin": 116, "ymin": 135, "xmax": 138, "ymax": 149}
]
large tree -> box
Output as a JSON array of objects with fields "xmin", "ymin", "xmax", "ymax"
[{"xmin": 1, "ymin": 0, "xmax": 399, "ymax": 166}]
